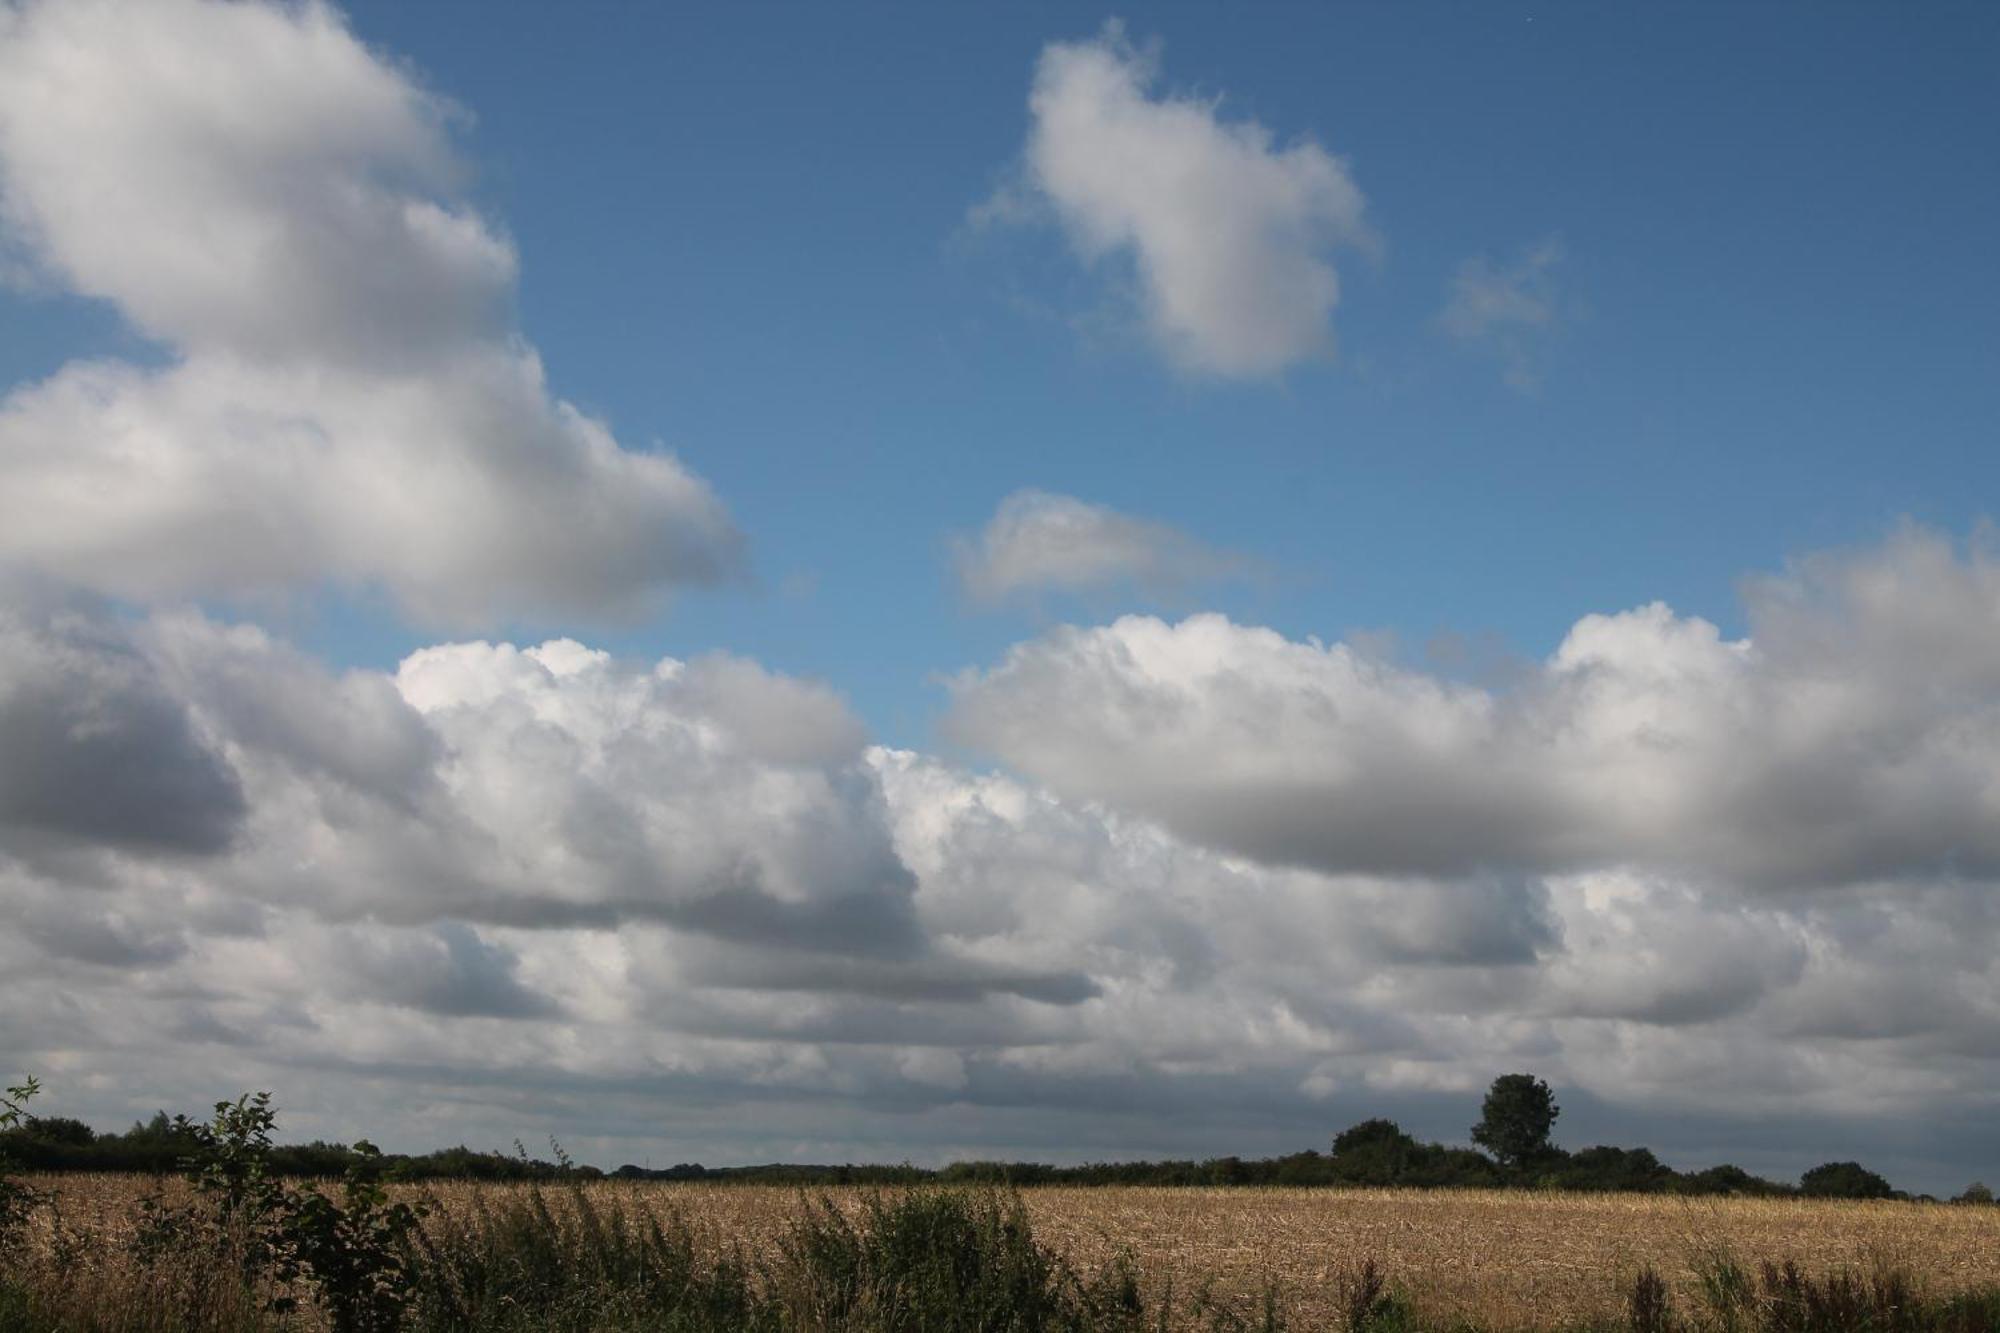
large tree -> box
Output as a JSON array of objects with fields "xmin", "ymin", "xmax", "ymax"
[
  {"xmin": 1800, "ymin": 1161, "xmax": 1895, "ymax": 1200},
  {"xmin": 1471, "ymin": 1073, "xmax": 1560, "ymax": 1169}
]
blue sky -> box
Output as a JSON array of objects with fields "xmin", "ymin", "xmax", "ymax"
[
  {"xmin": 2, "ymin": 0, "xmax": 1999, "ymax": 1193},
  {"xmin": 251, "ymin": 0, "xmax": 2000, "ymax": 744},
  {"xmin": 9, "ymin": 3, "xmax": 1999, "ymax": 740}
]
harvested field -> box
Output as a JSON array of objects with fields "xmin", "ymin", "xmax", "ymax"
[{"xmin": 28, "ymin": 1175, "xmax": 2000, "ymax": 1329}]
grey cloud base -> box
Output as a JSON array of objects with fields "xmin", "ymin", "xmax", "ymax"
[{"xmin": 5, "ymin": 533, "xmax": 2000, "ymax": 1194}]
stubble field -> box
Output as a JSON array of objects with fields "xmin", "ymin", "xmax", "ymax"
[{"xmin": 30, "ymin": 1175, "xmax": 2000, "ymax": 1328}]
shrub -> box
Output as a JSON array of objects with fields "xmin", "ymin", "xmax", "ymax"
[
  {"xmin": 0, "ymin": 1079, "xmax": 44, "ymax": 1255},
  {"xmin": 287, "ymin": 1141, "xmax": 427, "ymax": 1333}
]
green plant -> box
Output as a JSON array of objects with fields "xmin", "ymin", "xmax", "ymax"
[
  {"xmin": 287, "ymin": 1140, "xmax": 427, "ymax": 1333},
  {"xmin": 1690, "ymin": 1245, "xmax": 1755, "ymax": 1333},
  {"xmin": 1337, "ymin": 1259, "xmax": 1409, "ymax": 1332},
  {"xmin": 131, "ymin": 1091, "xmax": 425, "ymax": 1331},
  {"xmin": 404, "ymin": 1180, "xmax": 773, "ymax": 1332},
  {"xmin": 777, "ymin": 1188, "xmax": 1129, "ymax": 1333},
  {"xmin": 0, "ymin": 1078, "xmax": 45, "ymax": 1254}
]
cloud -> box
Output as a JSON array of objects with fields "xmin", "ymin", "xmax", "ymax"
[
  {"xmin": 205, "ymin": 628, "xmax": 925, "ymax": 938},
  {"xmin": 324, "ymin": 923, "xmax": 561, "ymax": 1020},
  {"xmin": 999, "ymin": 23, "xmax": 1370, "ymax": 377},
  {"xmin": 3, "ymin": 542, "xmax": 2000, "ymax": 1194},
  {"xmin": 1439, "ymin": 238, "xmax": 1565, "ymax": 391},
  {"xmin": 947, "ymin": 526, "xmax": 2000, "ymax": 892},
  {"xmin": 0, "ymin": 592, "xmax": 244, "ymax": 855},
  {"xmin": 0, "ymin": 0, "xmax": 740, "ymax": 624},
  {"xmin": 953, "ymin": 490, "xmax": 1252, "ymax": 604}
]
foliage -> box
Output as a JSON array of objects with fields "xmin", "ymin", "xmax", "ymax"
[
  {"xmin": 1680, "ymin": 1164, "xmax": 1796, "ymax": 1199},
  {"xmin": 774, "ymin": 1188, "xmax": 1144, "ymax": 1333},
  {"xmin": 0, "ymin": 1110, "xmax": 593, "ymax": 1180},
  {"xmin": 1470, "ymin": 1073, "xmax": 1560, "ymax": 1170},
  {"xmin": 1799, "ymin": 1161, "xmax": 1897, "ymax": 1201},
  {"xmin": 1540, "ymin": 1146, "xmax": 1682, "ymax": 1194},
  {"xmin": 287, "ymin": 1141, "xmax": 428, "ymax": 1332},
  {"xmin": 133, "ymin": 1091, "xmax": 294, "ymax": 1290},
  {"xmin": 124, "ymin": 1093, "xmax": 428, "ymax": 1332},
  {"xmin": 1330, "ymin": 1120, "xmax": 1418, "ymax": 1184},
  {"xmin": 0, "ymin": 1078, "xmax": 44, "ymax": 1254}
]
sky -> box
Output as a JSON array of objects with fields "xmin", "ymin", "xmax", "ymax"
[{"xmin": 0, "ymin": 0, "xmax": 1996, "ymax": 1195}]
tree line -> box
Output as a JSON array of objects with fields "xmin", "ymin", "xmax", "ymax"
[
  {"xmin": 1, "ymin": 1107, "xmax": 588, "ymax": 1182},
  {"xmin": 5, "ymin": 1073, "xmax": 1991, "ymax": 1202}
]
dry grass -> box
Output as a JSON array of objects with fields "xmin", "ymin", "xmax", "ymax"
[{"xmin": 23, "ymin": 1175, "xmax": 2000, "ymax": 1329}]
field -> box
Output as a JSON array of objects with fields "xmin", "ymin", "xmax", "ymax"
[{"xmin": 22, "ymin": 1175, "xmax": 2000, "ymax": 1329}]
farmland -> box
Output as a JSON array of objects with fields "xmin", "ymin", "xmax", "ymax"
[{"xmin": 15, "ymin": 1174, "xmax": 2000, "ymax": 1330}]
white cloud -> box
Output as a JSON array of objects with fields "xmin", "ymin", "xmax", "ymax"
[
  {"xmin": 1439, "ymin": 238, "xmax": 1565, "ymax": 391},
  {"xmin": 1, "ymin": 568, "xmax": 1999, "ymax": 1188},
  {"xmin": 1003, "ymin": 23, "xmax": 1370, "ymax": 377},
  {"xmin": 953, "ymin": 489, "xmax": 1251, "ymax": 603},
  {"xmin": 947, "ymin": 526, "xmax": 2000, "ymax": 892},
  {"xmin": 0, "ymin": 0, "xmax": 740, "ymax": 624}
]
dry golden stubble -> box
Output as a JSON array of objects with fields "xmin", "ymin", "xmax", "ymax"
[{"xmin": 23, "ymin": 1176, "xmax": 2000, "ymax": 1330}]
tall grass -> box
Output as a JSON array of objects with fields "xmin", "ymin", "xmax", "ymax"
[{"xmin": 399, "ymin": 1183, "xmax": 1146, "ymax": 1333}]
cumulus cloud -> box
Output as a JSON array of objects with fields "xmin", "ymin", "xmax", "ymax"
[
  {"xmin": 0, "ymin": 0, "xmax": 740, "ymax": 624},
  {"xmin": 188, "ymin": 628, "xmax": 926, "ymax": 940},
  {"xmin": 4, "ymin": 534, "xmax": 2000, "ymax": 1192},
  {"xmin": 998, "ymin": 23, "xmax": 1370, "ymax": 377},
  {"xmin": 953, "ymin": 489, "xmax": 1251, "ymax": 604},
  {"xmin": 948, "ymin": 528, "xmax": 2000, "ymax": 893},
  {"xmin": 1439, "ymin": 238, "xmax": 1565, "ymax": 391}
]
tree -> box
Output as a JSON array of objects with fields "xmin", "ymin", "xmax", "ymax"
[
  {"xmin": 1471, "ymin": 1073, "xmax": 1560, "ymax": 1169},
  {"xmin": 23, "ymin": 1115, "xmax": 94, "ymax": 1147},
  {"xmin": 1955, "ymin": 1182, "xmax": 1994, "ymax": 1205},
  {"xmin": 1799, "ymin": 1160, "xmax": 1895, "ymax": 1199},
  {"xmin": 1329, "ymin": 1118, "xmax": 1418, "ymax": 1185}
]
